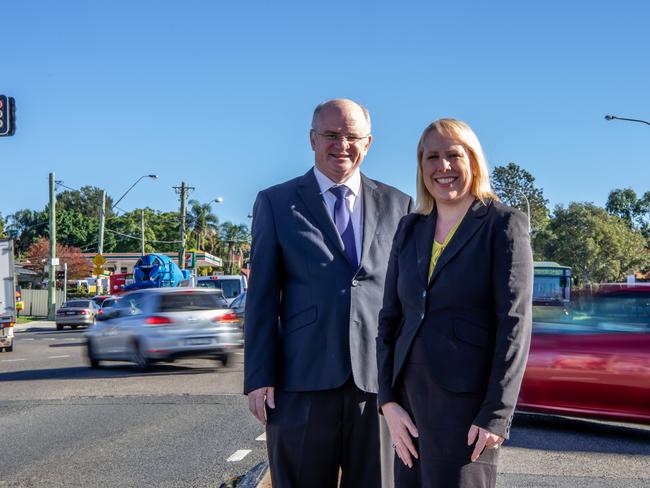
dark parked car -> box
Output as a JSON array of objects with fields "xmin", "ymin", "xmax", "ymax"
[{"xmin": 518, "ymin": 284, "xmax": 650, "ymax": 424}]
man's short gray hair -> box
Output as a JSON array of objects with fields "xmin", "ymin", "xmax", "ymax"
[{"xmin": 311, "ymin": 99, "xmax": 372, "ymax": 132}]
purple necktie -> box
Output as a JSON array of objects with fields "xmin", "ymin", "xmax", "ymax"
[{"xmin": 329, "ymin": 185, "xmax": 358, "ymax": 269}]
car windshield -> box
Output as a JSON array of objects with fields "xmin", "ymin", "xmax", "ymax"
[
  {"xmin": 102, "ymin": 299, "xmax": 118, "ymax": 308},
  {"xmin": 63, "ymin": 300, "xmax": 91, "ymax": 308},
  {"xmin": 158, "ymin": 292, "xmax": 229, "ymax": 312},
  {"xmin": 534, "ymin": 292, "xmax": 650, "ymax": 334},
  {"xmin": 197, "ymin": 279, "xmax": 241, "ymax": 299}
]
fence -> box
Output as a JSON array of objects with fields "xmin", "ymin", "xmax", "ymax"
[{"xmin": 21, "ymin": 289, "xmax": 65, "ymax": 317}]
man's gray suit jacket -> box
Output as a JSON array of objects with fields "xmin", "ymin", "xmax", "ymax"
[{"xmin": 244, "ymin": 168, "xmax": 413, "ymax": 394}]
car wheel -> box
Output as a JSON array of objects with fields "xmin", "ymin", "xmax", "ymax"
[
  {"xmin": 87, "ymin": 340, "xmax": 100, "ymax": 368},
  {"xmin": 131, "ymin": 341, "xmax": 151, "ymax": 370},
  {"xmin": 216, "ymin": 353, "xmax": 230, "ymax": 367},
  {"xmin": 56, "ymin": 323, "xmax": 63, "ymax": 331}
]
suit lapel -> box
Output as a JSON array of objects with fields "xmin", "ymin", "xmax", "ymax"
[
  {"xmin": 415, "ymin": 212, "xmax": 437, "ymax": 287},
  {"xmin": 359, "ymin": 174, "xmax": 379, "ymax": 268},
  {"xmin": 296, "ymin": 168, "xmax": 347, "ymax": 260},
  {"xmin": 428, "ymin": 199, "xmax": 491, "ymax": 286}
]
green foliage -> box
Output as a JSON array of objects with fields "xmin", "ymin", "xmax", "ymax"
[
  {"xmin": 0, "ymin": 213, "xmax": 5, "ymax": 238},
  {"xmin": 606, "ymin": 188, "xmax": 650, "ymax": 238},
  {"xmin": 57, "ymin": 208, "xmax": 99, "ymax": 249},
  {"xmin": 6, "ymin": 208, "xmax": 49, "ymax": 255},
  {"xmin": 542, "ymin": 203, "xmax": 650, "ymax": 284},
  {"xmin": 217, "ymin": 222, "xmax": 251, "ymax": 274},
  {"xmin": 57, "ymin": 185, "xmax": 115, "ymax": 220},
  {"xmin": 491, "ymin": 162, "xmax": 550, "ymax": 235},
  {"xmin": 187, "ymin": 199, "xmax": 219, "ymax": 251}
]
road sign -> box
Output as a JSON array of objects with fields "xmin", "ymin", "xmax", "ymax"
[
  {"xmin": 93, "ymin": 253, "xmax": 106, "ymax": 266},
  {"xmin": 93, "ymin": 266, "xmax": 105, "ymax": 276}
]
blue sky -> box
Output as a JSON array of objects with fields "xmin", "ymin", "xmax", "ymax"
[{"xmin": 2, "ymin": 1, "xmax": 649, "ymax": 230}]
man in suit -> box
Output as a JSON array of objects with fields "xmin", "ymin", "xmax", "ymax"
[{"xmin": 244, "ymin": 99, "xmax": 413, "ymax": 488}]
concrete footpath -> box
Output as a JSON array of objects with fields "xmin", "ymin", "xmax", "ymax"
[{"xmin": 12, "ymin": 319, "xmax": 54, "ymax": 332}]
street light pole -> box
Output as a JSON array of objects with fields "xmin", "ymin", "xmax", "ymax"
[
  {"xmin": 604, "ymin": 114, "xmax": 650, "ymax": 126},
  {"xmin": 111, "ymin": 174, "xmax": 159, "ymax": 211},
  {"xmin": 141, "ymin": 210, "xmax": 145, "ymax": 255}
]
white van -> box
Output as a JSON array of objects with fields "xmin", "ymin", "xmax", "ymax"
[{"xmin": 196, "ymin": 275, "xmax": 247, "ymax": 305}]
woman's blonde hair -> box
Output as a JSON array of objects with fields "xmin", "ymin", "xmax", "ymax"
[{"xmin": 415, "ymin": 118, "xmax": 497, "ymax": 215}]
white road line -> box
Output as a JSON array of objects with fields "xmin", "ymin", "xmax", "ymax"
[
  {"xmin": 234, "ymin": 352, "xmax": 244, "ymax": 356},
  {"xmin": 226, "ymin": 450, "xmax": 252, "ymax": 462},
  {"xmin": 1, "ymin": 358, "xmax": 26, "ymax": 362},
  {"xmin": 256, "ymin": 433, "xmax": 266, "ymax": 441},
  {"xmin": 20, "ymin": 338, "xmax": 35, "ymax": 341},
  {"xmin": 48, "ymin": 355, "xmax": 71, "ymax": 359}
]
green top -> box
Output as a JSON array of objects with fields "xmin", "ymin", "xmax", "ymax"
[{"xmin": 428, "ymin": 216, "xmax": 463, "ymax": 281}]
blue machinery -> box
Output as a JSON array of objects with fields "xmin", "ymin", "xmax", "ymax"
[{"xmin": 124, "ymin": 254, "xmax": 191, "ymax": 291}]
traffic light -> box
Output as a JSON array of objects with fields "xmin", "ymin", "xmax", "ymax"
[{"xmin": 0, "ymin": 95, "xmax": 16, "ymax": 136}]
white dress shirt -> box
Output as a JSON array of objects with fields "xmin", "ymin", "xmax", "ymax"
[{"xmin": 313, "ymin": 166, "xmax": 363, "ymax": 265}]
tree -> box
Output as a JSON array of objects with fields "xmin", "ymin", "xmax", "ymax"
[
  {"xmin": 491, "ymin": 162, "xmax": 552, "ymax": 260},
  {"xmin": 606, "ymin": 188, "xmax": 650, "ymax": 237},
  {"xmin": 0, "ymin": 213, "xmax": 5, "ymax": 238},
  {"xmin": 57, "ymin": 185, "xmax": 115, "ymax": 220},
  {"xmin": 187, "ymin": 200, "xmax": 219, "ymax": 251},
  {"xmin": 24, "ymin": 238, "xmax": 91, "ymax": 282},
  {"xmin": 218, "ymin": 222, "xmax": 251, "ymax": 275},
  {"xmin": 542, "ymin": 203, "xmax": 650, "ymax": 284},
  {"xmin": 491, "ymin": 162, "xmax": 550, "ymax": 234},
  {"xmin": 6, "ymin": 209, "xmax": 49, "ymax": 255},
  {"xmin": 57, "ymin": 208, "xmax": 98, "ymax": 250}
]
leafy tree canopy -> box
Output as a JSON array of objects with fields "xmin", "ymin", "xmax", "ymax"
[
  {"xmin": 542, "ymin": 202, "xmax": 650, "ymax": 284},
  {"xmin": 491, "ymin": 162, "xmax": 550, "ymax": 234}
]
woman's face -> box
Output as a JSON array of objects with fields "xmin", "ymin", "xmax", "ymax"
[{"xmin": 420, "ymin": 131, "xmax": 474, "ymax": 206}]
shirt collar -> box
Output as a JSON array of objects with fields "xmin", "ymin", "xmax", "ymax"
[{"xmin": 313, "ymin": 166, "xmax": 361, "ymax": 197}]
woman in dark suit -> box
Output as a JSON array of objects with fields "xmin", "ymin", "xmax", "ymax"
[{"xmin": 377, "ymin": 119, "xmax": 533, "ymax": 487}]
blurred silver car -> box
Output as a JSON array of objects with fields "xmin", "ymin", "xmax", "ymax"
[
  {"xmin": 84, "ymin": 288, "xmax": 242, "ymax": 369},
  {"xmin": 56, "ymin": 300, "xmax": 100, "ymax": 330}
]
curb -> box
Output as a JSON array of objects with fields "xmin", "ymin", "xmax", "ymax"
[{"xmin": 220, "ymin": 461, "xmax": 269, "ymax": 488}]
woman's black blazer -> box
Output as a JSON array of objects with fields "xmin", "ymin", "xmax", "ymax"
[{"xmin": 377, "ymin": 199, "xmax": 533, "ymax": 438}]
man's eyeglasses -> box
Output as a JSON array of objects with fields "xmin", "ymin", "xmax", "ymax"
[{"xmin": 315, "ymin": 132, "xmax": 370, "ymax": 144}]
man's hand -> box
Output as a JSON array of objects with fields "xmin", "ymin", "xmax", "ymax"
[
  {"xmin": 467, "ymin": 424, "xmax": 504, "ymax": 462},
  {"xmin": 248, "ymin": 386, "xmax": 275, "ymax": 425},
  {"xmin": 382, "ymin": 402, "xmax": 419, "ymax": 468}
]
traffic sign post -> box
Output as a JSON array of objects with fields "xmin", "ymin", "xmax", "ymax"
[{"xmin": 93, "ymin": 253, "xmax": 107, "ymax": 267}]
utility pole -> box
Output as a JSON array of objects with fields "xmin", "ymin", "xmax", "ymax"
[
  {"xmin": 173, "ymin": 182, "xmax": 194, "ymax": 270},
  {"xmin": 98, "ymin": 190, "xmax": 106, "ymax": 255},
  {"xmin": 47, "ymin": 173, "xmax": 57, "ymax": 320},
  {"xmin": 96, "ymin": 190, "xmax": 106, "ymax": 295},
  {"xmin": 140, "ymin": 209, "xmax": 145, "ymax": 255},
  {"xmin": 63, "ymin": 262, "xmax": 68, "ymax": 304}
]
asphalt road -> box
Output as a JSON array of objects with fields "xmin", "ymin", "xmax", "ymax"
[{"xmin": 2, "ymin": 322, "xmax": 649, "ymax": 487}]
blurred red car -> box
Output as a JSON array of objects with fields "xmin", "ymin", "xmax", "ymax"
[{"xmin": 518, "ymin": 284, "xmax": 650, "ymax": 424}]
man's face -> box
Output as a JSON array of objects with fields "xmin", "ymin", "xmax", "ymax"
[{"xmin": 309, "ymin": 102, "xmax": 372, "ymax": 183}]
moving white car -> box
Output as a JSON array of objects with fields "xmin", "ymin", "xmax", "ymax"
[{"xmin": 85, "ymin": 288, "xmax": 242, "ymax": 369}]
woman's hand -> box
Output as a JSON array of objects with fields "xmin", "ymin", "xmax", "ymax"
[
  {"xmin": 382, "ymin": 402, "xmax": 419, "ymax": 468},
  {"xmin": 467, "ymin": 424, "xmax": 504, "ymax": 462}
]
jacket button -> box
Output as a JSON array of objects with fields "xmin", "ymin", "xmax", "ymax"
[
  {"xmin": 351, "ymin": 280, "xmax": 359, "ymax": 287},
  {"xmin": 422, "ymin": 290, "xmax": 427, "ymax": 298},
  {"xmin": 420, "ymin": 312, "xmax": 425, "ymax": 320}
]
